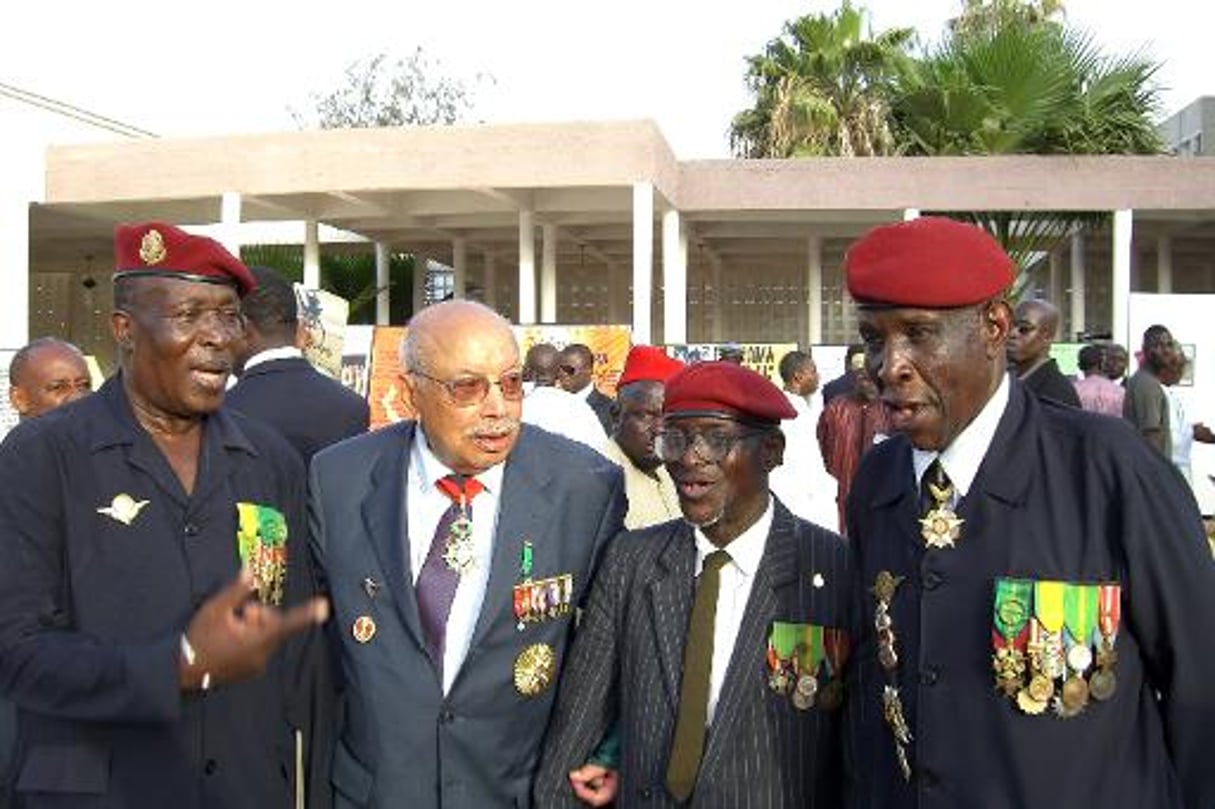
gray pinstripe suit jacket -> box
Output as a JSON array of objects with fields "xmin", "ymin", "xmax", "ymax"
[{"xmin": 535, "ymin": 500, "xmax": 850, "ymax": 808}]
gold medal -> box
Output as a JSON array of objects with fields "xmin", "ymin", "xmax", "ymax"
[
  {"xmin": 1027, "ymin": 672, "xmax": 1054, "ymax": 703},
  {"xmin": 1060, "ymin": 674, "xmax": 1090, "ymax": 713},
  {"xmin": 352, "ymin": 615, "xmax": 377, "ymax": 644},
  {"xmin": 920, "ymin": 505, "xmax": 964, "ymax": 549},
  {"xmin": 1089, "ymin": 668, "xmax": 1117, "ymax": 701},
  {"xmin": 992, "ymin": 646, "xmax": 1026, "ymax": 697},
  {"xmin": 513, "ymin": 643, "xmax": 556, "ymax": 697},
  {"xmin": 1016, "ymin": 688, "xmax": 1048, "ymax": 715}
]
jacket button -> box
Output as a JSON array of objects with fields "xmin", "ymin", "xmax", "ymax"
[
  {"xmin": 920, "ymin": 667, "xmax": 939, "ymax": 686},
  {"xmin": 204, "ymin": 759, "xmax": 218, "ymax": 775},
  {"xmin": 438, "ymin": 709, "xmax": 455, "ymax": 724},
  {"xmin": 184, "ymin": 523, "xmax": 200, "ymax": 537},
  {"xmin": 922, "ymin": 570, "xmax": 943, "ymax": 590},
  {"xmin": 640, "ymin": 787, "xmax": 653, "ymax": 799}
]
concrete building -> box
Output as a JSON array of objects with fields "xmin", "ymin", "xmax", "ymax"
[
  {"xmin": 10, "ymin": 121, "xmax": 1215, "ymax": 372},
  {"xmin": 1159, "ymin": 96, "xmax": 1215, "ymax": 157}
]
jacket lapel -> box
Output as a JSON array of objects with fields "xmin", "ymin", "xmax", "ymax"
[
  {"xmin": 700, "ymin": 503, "xmax": 799, "ymax": 776},
  {"xmin": 648, "ymin": 522, "xmax": 696, "ymax": 713},
  {"xmin": 359, "ymin": 423, "xmax": 426, "ymax": 651}
]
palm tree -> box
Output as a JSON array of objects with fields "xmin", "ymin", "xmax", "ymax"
[{"xmin": 730, "ymin": 2, "xmax": 915, "ymax": 157}]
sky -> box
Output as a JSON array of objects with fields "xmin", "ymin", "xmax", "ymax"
[{"xmin": 2, "ymin": 0, "xmax": 1207, "ymax": 158}]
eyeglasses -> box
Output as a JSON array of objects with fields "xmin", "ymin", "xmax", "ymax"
[
  {"xmin": 558, "ymin": 364, "xmax": 581, "ymax": 376},
  {"xmin": 409, "ymin": 368, "xmax": 525, "ymax": 405},
  {"xmin": 654, "ymin": 427, "xmax": 764, "ymax": 464}
]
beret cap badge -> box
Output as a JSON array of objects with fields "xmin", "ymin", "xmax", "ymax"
[{"xmin": 139, "ymin": 230, "xmax": 167, "ymax": 265}]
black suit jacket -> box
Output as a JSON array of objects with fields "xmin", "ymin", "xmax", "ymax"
[
  {"xmin": 1020, "ymin": 357, "xmax": 1080, "ymax": 407},
  {"xmin": 586, "ymin": 389, "xmax": 615, "ymax": 436},
  {"xmin": 227, "ymin": 356, "xmax": 369, "ymax": 463},
  {"xmin": 536, "ymin": 501, "xmax": 849, "ymax": 808}
]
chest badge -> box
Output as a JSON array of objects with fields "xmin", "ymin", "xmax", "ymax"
[{"xmin": 97, "ymin": 494, "xmax": 150, "ymax": 526}]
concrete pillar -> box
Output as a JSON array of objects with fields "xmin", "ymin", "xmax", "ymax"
[
  {"xmin": 1049, "ymin": 247, "xmax": 1064, "ymax": 307},
  {"xmin": 220, "ymin": 191, "xmax": 242, "ymax": 257},
  {"xmin": 807, "ymin": 235, "xmax": 823, "ymax": 345},
  {"xmin": 518, "ymin": 211, "xmax": 536, "ymax": 325},
  {"xmin": 1157, "ymin": 235, "xmax": 1173, "ymax": 293},
  {"xmin": 1112, "ymin": 209, "xmax": 1133, "ymax": 351},
  {"xmin": 662, "ymin": 209, "xmax": 687, "ymax": 344},
  {"xmin": 632, "ymin": 182, "xmax": 654, "ymax": 344},
  {"xmin": 1069, "ymin": 231, "xmax": 1087, "ymax": 339},
  {"xmin": 710, "ymin": 253, "xmax": 724, "ymax": 343},
  {"xmin": 903, "ymin": 208, "xmax": 920, "ymax": 221},
  {"xmin": 452, "ymin": 236, "xmax": 468, "ymax": 299},
  {"xmin": 483, "ymin": 251, "xmax": 497, "ymax": 308},
  {"xmin": 412, "ymin": 254, "xmax": 427, "ymax": 316},
  {"xmin": 540, "ymin": 223, "xmax": 557, "ymax": 323},
  {"xmin": 374, "ymin": 242, "xmax": 390, "ymax": 325},
  {"xmin": 303, "ymin": 220, "xmax": 321, "ymax": 290},
  {"xmin": 1, "ymin": 197, "xmax": 30, "ymax": 347}
]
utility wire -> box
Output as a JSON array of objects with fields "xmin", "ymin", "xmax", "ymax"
[{"xmin": 0, "ymin": 80, "xmax": 158, "ymax": 139}]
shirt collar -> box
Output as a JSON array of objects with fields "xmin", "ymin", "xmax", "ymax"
[
  {"xmin": 693, "ymin": 495, "xmax": 773, "ymax": 578},
  {"xmin": 912, "ymin": 371, "xmax": 1010, "ymax": 498},
  {"xmin": 410, "ymin": 424, "xmax": 506, "ymax": 496},
  {"xmin": 243, "ymin": 345, "xmax": 303, "ymax": 372}
]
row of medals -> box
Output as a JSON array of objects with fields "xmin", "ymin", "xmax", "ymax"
[
  {"xmin": 769, "ymin": 660, "xmax": 843, "ymax": 712},
  {"xmin": 873, "ymin": 572, "xmax": 914, "ymax": 781},
  {"xmin": 993, "ymin": 628, "xmax": 1117, "ymax": 717}
]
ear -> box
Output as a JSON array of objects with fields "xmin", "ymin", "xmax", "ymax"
[
  {"xmin": 9, "ymin": 386, "xmax": 29, "ymax": 416},
  {"xmin": 111, "ymin": 310, "xmax": 133, "ymax": 350},
  {"xmin": 982, "ymin": 301, "xmax": 1013, "ymax": 359},
  {"xmin": 761, "ymin": 429, "xmax": 786, "ymax": 472},
  {"xmin": 398, "ymin": 371, "xmax": 419, "ymax": 417}
]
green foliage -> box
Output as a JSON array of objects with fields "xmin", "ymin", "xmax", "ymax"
[{"xmin": 240, "ymin": 244, "xmax": 415, "ymax": 324}]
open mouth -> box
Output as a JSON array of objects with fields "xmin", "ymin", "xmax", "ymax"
[
  {"xmin": 192, "ymin": 366, "xmax": 231, "ymax": 392},
  {"xmin": 884, "ymin": 399, "xmax": 923, "ymax": 430},
  {"xmin": 674, "ymin": 478, "xmax": 716, "ymax": 500}
]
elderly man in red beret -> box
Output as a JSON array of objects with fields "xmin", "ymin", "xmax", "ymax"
[
  {"xmin": 841, "ymin": 216, "xmax": 1215, "ymax": 808},
  {"xmin": 0, "ymin": 223, "xmax": 328, "ymax": 809},
  {"xmin": 536, "ymin": 361, "xmax": 850, "ymax": 808}
]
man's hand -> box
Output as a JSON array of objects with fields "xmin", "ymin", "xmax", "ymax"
[
  {"xmin": 568, "ymin": 763, "xmax": 618, "ymax": 807},
  {"xmin": 180, "ymin": 568, "xmax": 329, "ymax": 691}
]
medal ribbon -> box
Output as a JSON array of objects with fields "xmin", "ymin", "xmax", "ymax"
[
  {"xmin": 1098, "ymin": 583, "xmax": 1122, "ymax": 637},
  {"xmin": 769, "ymin": 622, "xmax": 800, "ymax": 660},
  {"xmin": 1033, "ymin": 580, "xmax": 1066, "ymax": 633},
  {"xmin": 993, "ymin": 578, "xmax": 1033, "ymax": 641},
  {"xmin": 1063, "ymin": 583, "xmax": 1099, "ymax": 648},
  {"xmin": 823, "ymin": 627, "xmax": 851, "ymax": 678},
  {"xmin": 795, "ymin": 624, "xmax": 825, "ymax": 677}
]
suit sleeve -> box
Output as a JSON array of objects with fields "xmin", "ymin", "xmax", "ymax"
[
  {"xmin": 1113, "ymin": 439, "xmax": 1215, "ymax": 807},
  {"xmin": 0, "ymin": 426, "xmax": 180, "ymax": 723},
  {"xmin": 533, "ymin": 535, "xmax": 632, "ymax": 808}
]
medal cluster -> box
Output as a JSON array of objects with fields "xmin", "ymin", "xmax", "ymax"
[
  {"xmin": 766, "ymin": 621, "xmax": 849, "ymax": 712},
  {"xmin": 512, "ymin": 573, "xmax": 574, "ymax": 628},
  {"xmin": 991, "ymin": 578, "xmax": 1121, "ymax": 718},
  {"xmin": 871, "ymin": 571, "xmax": 913, "ymax": 781},
  {"xmin": 236, "ymin": 502, "xmax": 289, "ymax": 606}
]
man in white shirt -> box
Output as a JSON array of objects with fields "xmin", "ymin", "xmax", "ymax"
[
  {"xmin": 521, "ymin": 341, "xmax": 609, "ymax": 455},
  {"xmin": 769, "ymin": 348, "xmax": 838, "ymax": 529}
]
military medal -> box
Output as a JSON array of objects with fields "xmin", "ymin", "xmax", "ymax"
[
  {"xmin": 818, "ymin": 627, "xmax": 850, "ymax": 712},
  {"xmin": 1089, "ymin": 666, "xmax": 1117, "ymax": 701},
  {"xmin": 872, "ymin": 572, "xmax": 911, "ymax": 781},
  {"xmin": 236, "ymin": 502, "xmax": 289, "ymax": 606},
  {"xmin": 513, "ymin": 643, "xmax": 556, "ymax": 697},
  {"xmin": 352, "ymin": 615, "xmax": 377, "ymax": 644},
  {"xmin": 1015, "ymin": 688, "xmax": 1048, "ymax": 715},
  {"xmin": 441, "ymin": 508, "xmax": 477, "ymax": 576},
  {"xmin": 1091, "ymin": 583, "xmax": 1121, "ymax": 701},
  {"xmin": 792, "ymin": 674, "xmax": 817, "ymax": 711},
  {"xmin": 919, "ymin": 465, "xmax": 963, "ymax": 549},
  {"xmin": 991, "ymin": 578, "xmax": 1032, "ymax": 697},
  {"xmin": 882, "ymin": 686, "xmax": 914, "ymax": 781}
]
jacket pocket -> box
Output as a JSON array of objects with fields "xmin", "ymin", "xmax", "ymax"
[
  {"xmin": 332, "ymin": 739, "xmax": 374, "ymax": 805},
  {"xmin": 16, "ymin": 743, "xmax": 109, "ymax": 794}
]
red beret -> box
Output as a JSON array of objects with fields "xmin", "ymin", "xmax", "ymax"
[
  {"xmin": 845, "ymin": 217, "xmax": 1014, "ymax": 308},
  {"xmin": 114, "ymin": 222, "xmax": 256, "ymax": 297},
  {"xmin": 618, "ymin": 345, "xmax": 685, "ymax": 387},
  {"xmin": 664, "ymin": 361, "xmax": 796, "ymax": 424}
]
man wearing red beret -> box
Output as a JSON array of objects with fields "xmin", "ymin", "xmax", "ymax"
[
  {"xmin": 0, "ymin": 223, "xmax": 329, "ymax": 809},
  {"xmin": 536, "ymin": 361, "xmax": 850, "ymax": 808},
  {"xmin": 841, "ymin": 216, "xmax": 1215, "ymax": 808}
]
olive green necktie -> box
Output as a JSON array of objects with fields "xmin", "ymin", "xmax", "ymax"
[{"xmin": 666, "ymin": 548, "xmax": 732, "ymax": 802}]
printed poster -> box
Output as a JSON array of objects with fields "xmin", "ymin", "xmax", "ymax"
[
  {"xmin": 295, "ymin": 285, "xmax": 349, "ymax": 379},
  {"xmin": 514, "ymin": 324, "xmax": 632, "ymax": 397}
]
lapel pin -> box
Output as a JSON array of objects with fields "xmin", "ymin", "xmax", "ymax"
[
  {"xmin": 362, "ymin": 577, "xmax": 381, "ymax": 599},
  {"xmin": 97, "ymin": 493, "xmax": 150, "ymax": 526},
  {"xmin": 812, "ymin": 572, "xmax": 826, "ymax": 589},
  {"xmin": 352, "ymin": 615, "xmax": 377, "ymax": 644}
]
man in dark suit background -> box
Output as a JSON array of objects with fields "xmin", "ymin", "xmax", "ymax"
[
  {"xmin": 227, "ymin": 265, "xmax": 369, "ymax": 462},
  {"xmin": 558, "ymin": 342, "xmax": 615, "ymax": 435},
  {"xmin": 535, "ymin": 361, "xmax": 850, "ymax": 808},
  {"xmin": 1006, "ymin": 297, "xmax": 1080, "ymax": 407},
  {"xmin": 309, "ymin": 300, "xmax": 626, "ymax": 808}
]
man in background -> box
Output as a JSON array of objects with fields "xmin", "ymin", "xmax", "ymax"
[
  {"xmin": 557, "ymin": 343, "xmax": 614, "ymax": 435},
  {"xmin": 821, "ymin": 344, "xmax": 864, "ymax": 406},
  {"xmin": 7, "ymin": 337, "xmax": 92, "ymax": 420},
  {"xmin": 1006, "ymin": 298, "xmax": 1080, "ymax": 407},
  {"xmin": 227, "ymin": 265, "xmax": 368, "ymax": 463},
  {"xmin": 817, "ymin": 357, "xmax": 891, "ymax": 534},
  {"xmin": 521, "ymin": 342, "xmax": 608, "ymax": 454},
  {"xmin": 1124, "ymin": 324, "xmax": 1179, "ymax": 457},
  {"xmin": 770, "ymin": 349, "xmax": 837, "ymax": 528},
  {"xmin": 1104, "ymin": 342, "xmax": 1129, "ymax": 384},
  {"xmin": 1072, "ymin": 343, "xmax": 1125, "ymax": 417}
]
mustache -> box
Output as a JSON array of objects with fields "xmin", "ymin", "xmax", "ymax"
[{"xmin": 467, "ymin": 417, "xmax": 521, "ymax": 438}]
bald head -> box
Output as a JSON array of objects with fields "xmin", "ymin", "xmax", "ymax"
[
  {"xmin": 1007, "ymin": 299, "xmax": 1061, "ymax": 374},
  {"xmin": 524, "ymin": 342, "xmax": 560, "ymax": 387},
  {"xmin": 402, "ymin": 300, "xmax": 517, "ymax": 374},
  {"xmin": 9, "ymin": 338, "xmax": 92, "ymax": 419}
]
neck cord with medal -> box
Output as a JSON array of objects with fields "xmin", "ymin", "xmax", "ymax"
[
  {"xmin": 920, "ymin": 459, "xmax": 964, "ymax": 550},
  {"xmin": 436, "ymin": 475, "xmax": 482, "ymax": 575},
  {"xmin": 871, "ymin": 569, "xmax": 913, "ymax": 781}
]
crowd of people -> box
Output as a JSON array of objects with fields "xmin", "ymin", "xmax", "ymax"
[{"xmin": 0, "ymin": 216, "xmax": 1212, "ymax": 809}]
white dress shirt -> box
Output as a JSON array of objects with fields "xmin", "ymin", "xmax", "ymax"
[
  {"xmin": 912, "ymin": 372, "xmax": 1011, "ymax": 505},
  {"xmin": 241, "ymin": 345, "xmax": 303, "ymax": 371},
  {"xmin": 407, "ymin": 428, "xmax": 506, "ymax": 694},
  {"xmin": 521, "ymin": 385, "xmax": 608, "ymax": 455},
  {"xmin": 693, "ymin": 496, "xmax": 774, "ymax": 724}
]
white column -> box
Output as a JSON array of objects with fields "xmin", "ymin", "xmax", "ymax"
[
  {"xmin": 903, "ymin": 208, "xmax": 920, "ymax": 221},
  {"xmin": 632, "ymin": 182, "xmax": 654, "ymax": 344},
  {"xmin": 374, "ymin": 242, "xmax": 390, "ymax": 325},
  {"xmin": 1069, "ymin": 231, "xmax": 1087, "ymax": 339},
  {"xmin": 662, "ymin": 209, "xmax": 687, "ymax": 344},
  {"xmin": 807, "ymin": 235, "xmax": 823, "ymax": 345},
  {"xmin": 303, "ymin": 220, "xmax": 321, "ymax": 290},
  {"xmin": 518, "ymin": 211, "xmax": 536, "ymax": 324},
  {"xmin": 412, "ymin": 254, "xmax": 427, "ymax": 315},
  {"xmin": 220, "ymin": 191, "xmax": 242, "ymax": 257},
  {"xmin": 452, "ymin": 237, "xmax": 468, "ymax": 299},
  {"xmin": 540, "ymin": 223, "xmax": 557, "ymax": 323},
  {"xmin": 483, "ymin": 251, "xmax": 497, "ymax": 308},
  {"xmin": 1049, "ymin": 248, "xmax": 1064, "ymax": 306},
  {"xmin": 0, "ymin": 196, "xmax": 30, "ymax": 347},
  {"xmin": 710, "ymin": 253, "xmax": 724, "ymax": 342},
  {"xmin": 1112, "ymin": 209, "xmax": 1133, "ymax": 351},
  {"xmin": 1157, "ymin": 235, "xmax": 1173, "ymax": 294}
]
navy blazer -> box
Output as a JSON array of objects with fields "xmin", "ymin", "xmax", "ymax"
[
  {"xmin": 227, "ymin": 356, "xmax": 369, "ymax": 463},
  {"xmin": 844, "ymin": 377, "xmax": 1215, "ymax": 808},
  {"xmin": 310, "ymin": 422, "xmax": 626, "ymax": 808}
]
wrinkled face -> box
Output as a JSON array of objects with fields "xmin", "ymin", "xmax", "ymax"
[
  {"xmin": 404, "ymin": 321, "xmax": 522, "ymax": 475},
  {"xmin": 11, "ymin": 345, "xmax": 92, "ymax": 418},
  {"xmin": 113, "ymin": 278, "xmax": 244, "ymax": 420},
  {"xmin": 614, "ymin": 381, "xmax": 665, "ymax": 472},
  {"xmin": 1006, "ymin": 303, "xmax": 1053, "ymax": 367},
  {"xmin": 858, "ymin": 302, "xmax": 1010, "ymax": 451},
  {"xmin": 557, "ymin": 350, "xmax": 594, "ymax": 393},
  {"xmin": 662, "ymin": 415, "xmax": 781, "ymax": 545}
]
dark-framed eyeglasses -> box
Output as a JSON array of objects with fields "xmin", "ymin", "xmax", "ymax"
[
  {"xmin": 409, "ymin": 368, "xmax": 525, "ymax": 405},
  {"xmin": 653, "ymin": 427, "xmax": 764, "ymax": 464},
  {"xmin": 558, "ymin": 363, "xmax": 581, "ymax": 376}
]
